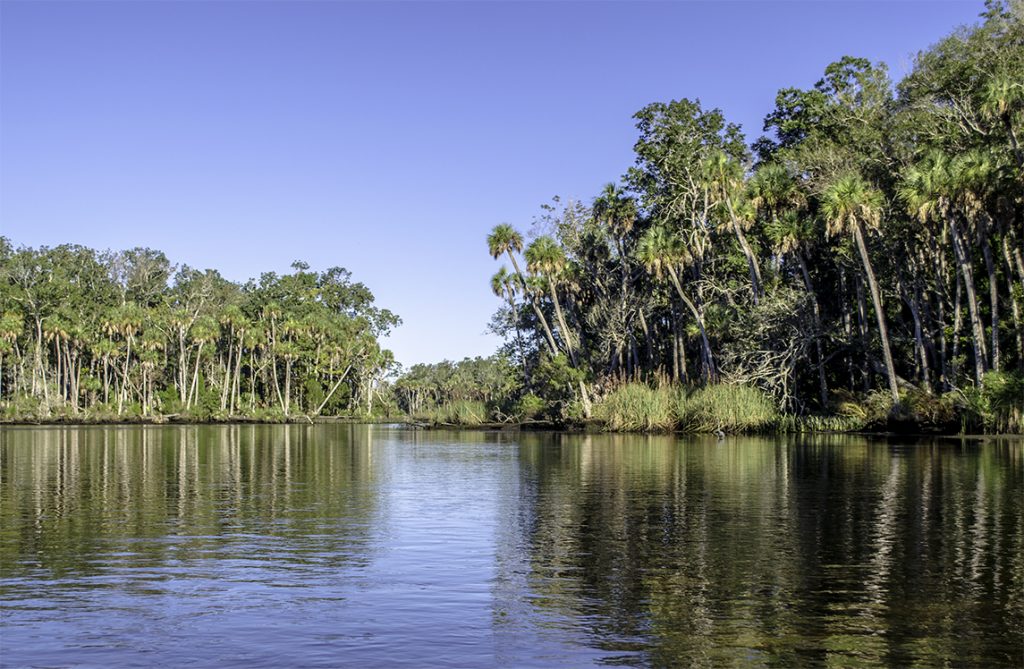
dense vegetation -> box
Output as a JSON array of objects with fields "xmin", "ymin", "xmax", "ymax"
[
  {"xmin": 0, "ymin": 241, "xmax": 399, "ymax": 421},
  {"xmin": 5, "ymin": 3, "xmax": 1023, "ymax": 433},
  {"xmin": 401, "ymin": 2, "xmax": 1024, "ymax": 433}
]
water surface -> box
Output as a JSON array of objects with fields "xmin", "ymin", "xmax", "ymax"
[{"xmin": 1, "ymin": 426, "xmax": 1021, "ymax": 667}]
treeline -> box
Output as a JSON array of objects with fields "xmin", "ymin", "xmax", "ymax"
[
  {"xmin": 0, "ymin": 240, "xmax": 400, "ymax": 421},
  {"xmin": 467, "ymin": 3, "xmax": 1022, "ymax": 432}
]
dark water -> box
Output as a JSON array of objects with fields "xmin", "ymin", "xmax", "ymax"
[{"xmin": 1, "ymin": 426, "xmax": 1021, "ymax": 668}]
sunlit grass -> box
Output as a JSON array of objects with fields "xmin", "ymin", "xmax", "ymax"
[
  {"xmin": 593, "ymin": 382, "xmax": 778, "ymax": 433},
  {"xmin": 594, "ymin": 383, "xmax": 676, "ymax": 432}
]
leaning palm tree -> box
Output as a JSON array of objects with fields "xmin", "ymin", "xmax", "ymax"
[
  {"xmin": 523, "ymin": 235, "xmax": 594, "ymax": 417},
  {"xmin": 525, "ymin": 236, "xmax": 577, "ymax": 365},
  {"xmin": 636, "ymin": 226, "xmax": 715, "ymax": 383},
  {"xmin": 487, "ymin": 224, "xmax": 558, "ymax": 356},
  {"xmin": 491, "ymin": 266, "xmax": 528, "ymax": 378},
  {"xmin": 821, "ymin": 173, "xmax": 900, "ymax": 404}
]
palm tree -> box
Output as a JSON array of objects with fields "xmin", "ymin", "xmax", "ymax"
[
  {"xmin": 636, "ymin": 226, "xmax": 716, "ymax": 383},
  {"xmin": 0, "ymin": 311, "xmax": 23, "ymax": 401},
  {"xmin": 218, "ymin": 304, "xmax": 245, "ymax": 412},
  {"xmin": 705, "ymin": 151, "xmax": 763, "ymax": 301},
  {"xmin": 188, "ymin": 316, "xmax": 218, "ymax": 410},
  {"xmin": 525, "ymin": 236, "xmax": 577, "ymax": 365},
  {"xmin": 487, "ymin": 224, "xmax": 559, "ymax": 356},
  {"xmin": 766, "ymin": 209, "xmax": 829, "ymax": 406},
  {"xmin": 951, "ymin": 150, "xmax": 1002, "ymax": 373},
  {"xmin": 980, "ymin": 74, "xmax": 1024, "ymax": 170},
  {"xmin": 821, "ymin": 173, "xmax": 900, "ymax": 404},
  {"xmin": 593, "ymin": 182, "xmax": 637, "ymax": 291},
  {"xmin": 749, "ymin": 163, "xmax": 806, "ymax": 222},
  {"xmin": 593, "ymin": 183, "xmax": 641, "ymax": 374},
  {"xmin": 491, "ymin": 267, "xmax": 528, "ymax": 379},
  {"xmin": 103, "ymin": 304, "xmax": 143, "ymax": 414},
  {"xmin": 900, "ymin": 152, "xmax": 988, "ymax": 385}
]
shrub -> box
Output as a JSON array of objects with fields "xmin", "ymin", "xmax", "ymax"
[{"xmin": 516, "ymin": 393, "xmax": 547, "ymax": 421}]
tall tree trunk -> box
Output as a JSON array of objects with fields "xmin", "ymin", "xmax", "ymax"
[
  {"xmin": 952, "ymin": 270, "xmax": 964, "ymax": 382},
  {"xmin": 947, "ymin": 215, "xmax": 987, "ymax": 386},
  {"xmin": 796, "ymin": 251, "xmax": 829, "ymax": 407},
  {"xmin": 900, "ymin": 277, "xmax": 932, "ymax": 392},
  {"xmin": 931, "ymin": 246, "xmax": 949, "ymax": 390},
  {"xmin": 178, "ymin": 328, "xmax": 188, "ymax": 404},
  {"xmin": 1001, "ymin": 112, "xmax": 1024, "ymax": 171},
  {"xmin": 852, "ymin": 222, "xmax": 900, "ymax": 404},
  {"xmin": 855, "ymin": 275, "xmax": 871, "ymax": 391},
  {"xmin": 221, "ymin": 326, "xmax": 233, "ymax": 411},
  {"xmin": 315, "ymin": 364, "xmax": 353, "ymax": 416},
  {"xmin": 505, "ymin": 296, "xmax": 528, "ymax": 382},
  {"xmin": 284, "ymin": 358, "xmax": 292, "ymax": 416},
  {"xmin": 976, "ymin": 216, "xmax": 999, "ymax": 371},
  {"xmin": 506, "ymin": 252, "xmax": 558, "ymax": 356},
  {"xmin": 232, "ymin": 340, "xmax": 243, "ymax": 414},
  {"xmin": 188, "ymin": 341, "xmax": 204, "ymax": 409},
  {"xmin": 102, "ymin": 355, "xmax": 110, "ymax": 405},
  {"xmin": 547, "ymin": 283, "xmax": 577, "ymax": 366},
  {"xmin": 118, "ymin": 335, "xmax": 132, "ymax": 415},
  {"xmin": 666, "ymin": 265, "xmax": 715, "ymax": 383},
  {"xmin": 725, "ymin": 198, "xmax": 763, "ymax": 302},
  {"xmin": 637, "ymin": 309, "xmax": 653, "ymax": 369},
  {"xmin": 840, "ymin": 270, "xmax": 856, "ymax": 391},
  {"xmin": 1001, "ymin": 236, "xmax": 1024, "ymax": 372},
  {"xmin": 724, "ymin": 196, "xmax": 765, "ymax": 301},
  {"xmin": 35, "ymin": 318, "xmax": 49, "ymax": 411}
]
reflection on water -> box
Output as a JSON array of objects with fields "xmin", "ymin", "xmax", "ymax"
[{"xmin": 1, "ymin": 426, "xmax": 1021, "ymax": 667}]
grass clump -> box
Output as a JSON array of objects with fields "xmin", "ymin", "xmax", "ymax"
[
  {"xmin": 950, "ymin": 371, "xmax": 1024, "ymax": 434},
  {"xmin": 594, "ymin": 383, "xmax": 676, "ymax": 432},
  {"xmin": 593, "ymin": 381, "xmax": 778, "ymax": 433},
  {"xmin": 675, "ymin": 383, "xmax": 778, "ymax": 433},
  {"xmin": 417, "ymin": 400, "xmax": 489, "ymax": 426}
]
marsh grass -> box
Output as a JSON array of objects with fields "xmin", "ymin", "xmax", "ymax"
[
  {"xmin": 417, "ymin": 400, "xmax": 489, "ymax": 426},
  {"xmin": 594, "ymin": 383, "xmax": 676, "ymax": 432},
  {"xmin": 594, "ymin": 382, "xmax": 778, "ymax": 433},
  {"xmin": 676, "ymin": 384, "xmax": 779, "ymax": 433}
]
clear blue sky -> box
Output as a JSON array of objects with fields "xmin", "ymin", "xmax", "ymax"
[{"xmin": 0, "ymin": 1, "xmax": 983, "ymax": 368}]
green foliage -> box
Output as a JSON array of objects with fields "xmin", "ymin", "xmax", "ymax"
[
  {"xmin": 0, "ymin": 240, "xmax": 398, "ymax": 422},
  {"xmin": 395, "ymin": 355, "xmax": 517, "ymax": 419},
  {"xmin": 954, "ymin": 371, "xmax": 1024, "ymax": 434},
  {"xmin": 474, "ymin": 5, "xmax": 1023, "ymax": 435},
  {"xmin": 531, "ymin": 354, "xmax": 584, "ymax": 421},
  {"xmin": 516, "ymin": 393, "xmax": 547, "ymax": 421}
]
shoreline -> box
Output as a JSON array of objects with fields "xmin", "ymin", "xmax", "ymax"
[{"xmin": 2, "ymin": 416, "xmax": 1020, "ymax": 439}]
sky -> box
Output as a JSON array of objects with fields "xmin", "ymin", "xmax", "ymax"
[{"xmin": 0, "ymin": 0, "xmax": 985, "ymax": 369}]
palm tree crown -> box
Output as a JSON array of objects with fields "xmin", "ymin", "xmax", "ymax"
[
  {"xmin": 487, "ymin": 224, "xmax": 524, "ymax": 259},
  {"xmin": 820, "ymin": 173, "xmax": 884, "ymax": 238}
]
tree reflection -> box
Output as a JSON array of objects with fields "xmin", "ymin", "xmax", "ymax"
[{"xmin": 505, "ymin": 433, "xmax": 1023, "ymax": 667}]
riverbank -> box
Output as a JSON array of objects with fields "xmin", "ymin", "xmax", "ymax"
[
  {"xmin": 0, "ymin": 414, "xmax": 401, "ymax": 427},
  {"xmin": 7, "ymin": 414, "xmax": 1016, "ymax": 439}
]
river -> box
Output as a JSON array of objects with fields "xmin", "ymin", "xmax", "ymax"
[{"xmin": 1, "ymin": 425, "xmax": 1020, "ymax": 667}]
